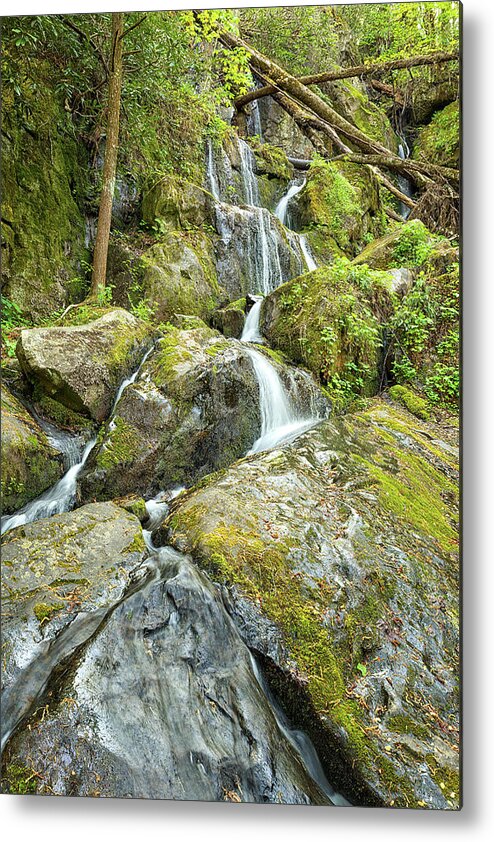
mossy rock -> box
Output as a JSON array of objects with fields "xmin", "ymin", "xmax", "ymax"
[
  {"xmin": 138, "ymin": 231, "xmax": 223, "ymax": 323},
  {"xmin": 78, "ymin": 324, "xmax": 262, "ymax": 501},
  {"xmin": 166, "ymin": 399, "xmax": 459, "ymax": 809},
  {"xmin": 290, "ymin": 158, "xmax": 386, "ymax": 257},
  {"xmin": 1, "ymin": 59, "xmax": 90, "ymax": 320},
  {"xmin": 261, "ymin": 258, "xmax": 396, "ymax": 404},
  {"xmin": 413, "ymin": 101, "xmax": 460, "ymax": 168},
  {"xmin": 141, "ymin": 173, "xmax": 210, "ymax": 232},
  {"xmin": 1, "ymin": 386, "xmax": 64, "ymax": 513},
  {"xmin": 388, "ymin": 385, "xmax": 431, "ymax": 421},
  {"xmin": 16, "ymin": 309, "xmax": 155, "ymax": 422},
  {"xmin": 320, "ymin": 78, "xmax": 399, "ymax": 153},
  {"xmin": 352, "ymin": 219, "xmax": 439, "ymax": 270}
]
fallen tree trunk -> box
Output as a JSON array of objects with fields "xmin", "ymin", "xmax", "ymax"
[
  {"xmin": 234, "ymin": 51, "xmax": 459, "ymax": 109},
  {"xmin": 270, "ymin": 91, "xmax": 416, "ymax": 209},
  {"xmin": 369, "ymin": 79, "xmax": 405, "ymax": 106},
  {"xmin": 220, "ymin": 29, "xmax": 456, "ymax": 189}
]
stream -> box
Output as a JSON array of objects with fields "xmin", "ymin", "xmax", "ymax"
[{"xmin": 2, "ymin": 135, "xmax": 347, "ymax": 805}]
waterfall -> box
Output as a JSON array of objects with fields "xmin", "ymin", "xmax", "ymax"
[
  {"xmin": 397, "ymin": 138, "xmax": 413, "ymax": 220},
  {"xmin": 1, "ymin": 344, "xmax": 156, "ymax": 537},
  {"xmin": 274, "ymin": 179, "xmax": 306, "ymax": 225},
  {"xmin": 241, "ymin": 298, "xmax": 264, "ymax": 343},
  {"xmin": 275, "ymin": 179, "xmax": 317, "ymax": 272},
  {"xmin": 206, "ymin": 139, "xmax": 221, "ymax": 203}
]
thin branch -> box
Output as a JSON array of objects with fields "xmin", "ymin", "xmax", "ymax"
[
  {"xmin": 121, "ymin": 15, "xmax": 147, "ymax": 40},
  {"xmin": 58, "ymin": 16, "xmax": 109, "ymax": 76}
]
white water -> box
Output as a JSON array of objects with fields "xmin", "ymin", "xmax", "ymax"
[
  {"xmin": 241, "ymin": 298, "xmax": 264, "ymax": 343},
  {"xmin": 1, "ymin": 345, "xmax": 156, "ymax": 537},
  {"xmin": 1, "ymin": 435, "xmax": 97, "ymax": 536},
  {"xmin": 398, "ymin": 139, "xmax": 413, "ymax": 220},
  {"xmin": 274, "ymin": 179, "xmax": 306, "ymax": 225},
  {"xmin": 275, "ymin": 179, "xmax": 317, "ymax": 272}
]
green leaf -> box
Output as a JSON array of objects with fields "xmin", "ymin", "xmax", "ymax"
[{"xmin": 356, "ymin": 662, "xmax": 367, "ymax": 677}]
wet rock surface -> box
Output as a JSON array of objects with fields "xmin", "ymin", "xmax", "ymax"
[
  {"xmin": 79, "ymin": 324, "xmax": 262, "ymax": 501},
  {"xmin": 1, "ymin": 547, "xmax": 335, "ymax": 805},
  {"xmin": 1, "ymin": 502, "xmax": 147, "ymax": 698},
  {"xmin": 16, "ymin": 309, "xmax": 154, "ymax": 423},
  {"xmin": 1, "ymin": 386, "xmax": 63, "ymax": 513},
  {"xmin": 165, "ymin": 400, "xmax": 460, "ymax": 809}
]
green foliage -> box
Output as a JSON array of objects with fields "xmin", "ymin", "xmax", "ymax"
[
  {"xmin": 239, "ymin": 5, "xmax": 339, "ymax": 76},
  {"xmin": 389, "ymin": 258, "xmax": 459, "ymax": 409},
  {"xmin": 1, "ymin": 295, "xmax": 28, "ymax": 359},
  {"xmin": 391, "ymin": 221, "xmax": 436, "ymax": 268},
  {"xmin": 413, "ymin": 101, "xmax": 460, "ymax": 167}
]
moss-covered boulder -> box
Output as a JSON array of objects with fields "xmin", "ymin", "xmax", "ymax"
[
  {"xmin": 1, "ymin": 502, "xmax": 146, "ymax": 727},
  {"xmin": 141, "ymin": 174, "xmax": 210, "ymax": 231},
  {"xmin": 211, "ymin": 302, "xmax": 246, "ymax": 338},
  {"xmin": 1, "ymin": 387, "xmax": 63, "ymax": 514},
  {"xmin": 1, "ymin": 61, "xmax": 89, "ymax": 320},
  {"xmin": 290, "ymin": 158, "xmax": 387, "ymax": 259},
  {"xmin": 321, "ymin": 79, "xmax": 399, "ymax": 153},
  {"xmin": 138, "ymin": 232, "xmax": 222, "ymax": 323},
  {"xmin": 352, "ymin": 219, "xmax": 439, "ymax": 270},
  {"xmin": 165, "ymin": 400, "xmax": 459, "ymax": 809},
  {"xmin": 16, "ymin": 309, "xmax": 154, "ymax": 423},
  {"xmin": 413, "ymin": 101, "xmax": 460, "ymax": 168},
  {"xmin": 78, "ymin": 325, "xmax": 262, "ymax": 501},
  {"xmin": 261, "ymin": 259, "xmax": 396, "ymax": 401}
]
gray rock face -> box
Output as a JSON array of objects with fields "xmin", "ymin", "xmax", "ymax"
[
  {"xmin": 1, "ymin": 501, "xmax": 147, "ymax": 740},
  {"xmin": 1, "ymin": 386, "xmax": 63, "ymax": 514},
  {"xmin": 78, "ymin": 325, "xmax": 262, "ymax": 501},
  {"xmin": 1, "ymin": 547, "xmax": 337, "ymax": 803},
  {"xmin": 165, "ymin": 400, "xmax": 460, "ymax": 809},
  {"xmin": 257, "ymin": 96, "xmax": 315, "ymax": 160},
  {"xmin": 139, "ymin": 234, "xmax": 222, "ymax": 323},
  {"xmin": 16, "ymin": 309, "xmax": 154, "ymax": 422}
]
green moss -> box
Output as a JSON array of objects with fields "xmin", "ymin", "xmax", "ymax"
[
  {"xmin": 96, "ymin": 417, "xmax": 142, "ymax": 471},
  {"xmin": 3, "ymin": 763, "xmax": 38, "ymax": 794},
  {"xmin": 294, "ymin": 157, "xmax": 385, "ymax": 257},
  {"xmin": 123, "ymin": 531, "xmax": 146, "ymax": 554},
  {"xmin": 387, "ymin": 714, "xmax": 430, "ymax": 741},
  {"xmin": 34, "ymin": 393, "xmax": 93, "ymax": 431},
  {"xmin": 358, "ymin": 448, "xmax": 457, "ymax": 555},
  {"xmin": 2, "ymin": 58, "xmax": 90, "ymax": 320},
  {"xmin": 388, "ymin": 385, "xmax": 431, "ymax": 421},
  {"xmin": 224, "ymin": 298, "xmax": 246, "ymax": 312},
  {"xmin": 263, "ymin": 258, "xmax": 395, "ymax": 404},
  {"xmin": 413, "ymin": 102, "xmax": 459, "ymax": 168},
  {"xmin": 33, "ymin": 601, "xmax": 65, "ymax": 624},
  {"xmin": 425, "ymin": 754, "xmax": 460, "ymax": 805},
  {"xmin": 249, "ymin": 138, "xmax": 294, "ymax": 181}
]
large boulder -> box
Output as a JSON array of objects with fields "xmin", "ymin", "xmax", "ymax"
[
  {"xmin": 16, "ymin": 309, "xmax": 154, "ymax": 423},
  {"xmin": 289, "ymin": 159, "xmax": 387, "ymax": 260},
  {"xmin": 1, "ymin": 386, "xmax": 63, "ymax": 514},
  {"xmin": 138, "ymin": 233, "xmax": 222, "ymax": 323},
  {"xmin": 352, "ymin": 219, "xmax": 440, "ymax": 270},
  {"xmin": 261, "ymin": 259, "xmax": 396, "ymax": 399},
  {"xmin": 141, "ymin": 174, "xmax": 210, "ymax": 231},
  {"xmin": 165, "ymin": 400, "xmax": 460, "ymax": 809},
  {"xmin": 1, "ymin": 541, "xmax": 333, "ymax": 804},
  {"xmin": 78, "ymin": 325, "xmax": 261, "ymax": 501},
  {"xmin": 1, "ymin": 502, "xmax": 147, "ymax": 701}
]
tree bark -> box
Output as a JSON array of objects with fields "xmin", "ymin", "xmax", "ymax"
[
  {"xmin": 220, "ymin": 29, "xmax": 455, "ymax": 189},
  {"xmin": 90, "ymin": 12, "xmax": 124, "ymax": 297},
  {"xmin": 234, "ymin": 51, "xmax": 458, "ymax": 109}
]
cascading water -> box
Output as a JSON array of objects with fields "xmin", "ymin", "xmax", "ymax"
[
  {"xmin": 397, "ymin": 138, "xmax": 413, "ymax": 220},
  {"xmin": 1, "ymin": 344, "xmax": 156, "ymax": 537},
  {"xmin": 241, "ymin": 298, "xmax": 264, "ymax": 343},
  {"xmin": 274, "ymin": 178, "xmax": 317, "ymax": 272},
  {"xmin": 0, "ymin": 435, "xmax": 96, "ymax": 536}
]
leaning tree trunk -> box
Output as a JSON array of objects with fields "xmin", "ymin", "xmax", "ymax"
[
  {"xmin": 90, "ymin": 12, "xmax": 124, "ymax": 297},
  {"xmin": 234, "ymin": 51, "xmax": 458, "ymax": 109},
  {"xmin": 219, "ymin": 28, "xmax": 457, "ymax": 190}
]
